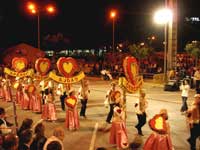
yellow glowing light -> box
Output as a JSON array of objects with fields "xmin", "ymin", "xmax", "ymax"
[
  {"xmin": 110, "ymin": 11, "xmax": 116, "ymax": 19},
  {"xmin": 46, "ymin": 6, "xmax": 55, "ymax": 13}
]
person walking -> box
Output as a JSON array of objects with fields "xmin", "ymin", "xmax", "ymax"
[
  {"xmin": 134, "ymin": 89, "xmax": 148, "ymax": 136},
  {"xmin": 78, "ymin": 80, "xmax": 90, "ymax": 118},
  {"xmin": 105, "ymin": 82, "xmax": 117, "ymax": 124},
  {"xmin": 180, "ymin": 79, "xmax": 190, "ymax": 114},
  {"xmin": 194, "ymin": 67, "xmax": 200, "ymax": 93}
]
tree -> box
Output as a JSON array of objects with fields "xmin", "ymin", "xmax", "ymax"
[
  {"xmin": 128, "ymin": 43, "xmax": 153, "ymax": 62},
  {"xmin": 185, "ymin": 41, "xmax": 200, "ymax": 66}
]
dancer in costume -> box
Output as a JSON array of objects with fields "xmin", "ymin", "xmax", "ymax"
[
  {"xmin": 14, "ymin": 77, "xmax": 23, "ymax": 105},
  {"xmin": 0, "ymin": 76, "xmax": 5, "ymax": 101},
  {"xmin": 65, "ymin": 89, "xmax": 80, "ymax": 131},
  {"xmin": 105, "ymin": 82, "xmax": 117, "ymax": 124},
  {"xmin": 134, "ymin": 89, "xmax": 148, "ymax": 136},
  {"xmin": 78, "ymin": 80, "xmax": 90, "ymax": 118},
  {"xmin": 109, "ymin": 91, "xmax": 129, "ymax": 150},
  {"xmin": 186, "ymin": 94, "xmax": 200, "ymax": 150},
  {"xmin": 21, "ymin": 77, "xmax": 30, "ymax": 110},
  {"xmin": 41, "ymin": 89, "xmax": 57, "ymax": 121},
  {"xmin": 143, "ymin": 109, "xmax": 173, "ymax": 150},
  {"xmin": 2, "ymin": 74, "xmax": 12, "ymax": 102}
]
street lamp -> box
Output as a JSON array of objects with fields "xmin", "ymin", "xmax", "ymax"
[
  {"xmin": 154, "ymin": 8, "xmax": 173, "ymax": 83},
  {"xmin": 27, "ymin": 2, "xmax": 56, "ymax": 50},
  {"xmin": 110, "ymin": 10, "xmax": 117, "ymax": 54}
]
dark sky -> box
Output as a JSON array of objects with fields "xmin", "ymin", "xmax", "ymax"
[{"xmin": 0, "ymin": 0, "xmax": 200, "ymax": 50}]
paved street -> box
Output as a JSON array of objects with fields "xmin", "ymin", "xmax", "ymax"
[{"xmin": 1, "ymin": 77, "xmax": 200, "ymax": 150}]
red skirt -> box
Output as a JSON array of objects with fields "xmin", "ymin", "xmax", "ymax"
[
  {"xmin": 109, "ymin": 121, "xmax": 128, "ymax": 149},
  {"xmin": 65, "ymin": 108, "xmax": 80, "ymax": 130},
  {"xmin": 143, "ymin": 132, "xmax": 173, "ymax": 150}
]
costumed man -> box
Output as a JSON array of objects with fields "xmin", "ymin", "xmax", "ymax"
[
  {"xmin": 105, "ymin": 82, "xmax": 117, "ymax": 124},
  {"xmin": 78, "ymin": 80, "xmax": 90, "ymax": 118},
  {"xmin": 134, "ymin": 89, "xmax": 148, "ymax": 136},
  {"xmin": 57, "ymin": 83, "xmax": 67, "ymax": 111},
  {"xmin": 65, "ymin": 89, "xmax": 80, "ymax": 131},
  {"xmin": 186, "ymin": 94, "xmax": 200, "ymax": 150},
  {"xmin": 143, "ymin": 109, "xmax": 173, "ymax": 150},
  {"xmin": 109, "ymin": 91, "xmax": 129, "ymax": 149}
]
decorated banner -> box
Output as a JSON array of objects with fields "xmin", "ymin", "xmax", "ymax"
[
  {"xmin": 49, "ymin": 71, "xmax": 85, "ymax": 84},
  {"xmin": 65, "ymin": 96, "xmax": 77, "ymax": 109},
  {"xmin": 35, "ymin": 58, "xmax": 51, "ymax": 76},
  {"xmin": 123, "ymin": 56, "xmax": 139, "ymax": 85},
  {"xmin": 12, "ymin": 57, "xmax": 28, "ymax": 72},
  {"xmin": 4, "ymin": 68, "xmax": 34, "ymax": 78},
  {"xmin": 119, "ymin": 77, "xmax": 143, "ymax": 93},
  {"xmin": 57, "ymin": 57, "xmax": 78, "ymax": 78}
]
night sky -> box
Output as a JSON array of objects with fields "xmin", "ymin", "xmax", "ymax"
[{"xmin": 0, "ymin": 0, "xmax": 200, "ymax": 50}]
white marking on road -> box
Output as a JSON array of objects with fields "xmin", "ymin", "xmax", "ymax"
[{"xmin": 89, "ymin": 122, "xmax": 99, "ymax": 150}]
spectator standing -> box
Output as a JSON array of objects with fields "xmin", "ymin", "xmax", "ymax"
[
  {"xmin": 2, "ymin": 133, "xmax": 19, "ymax": 150},
  {"xmin": 0, "ymin": 107, "xmax": 13, "ymax": 135},
  {"xmin": 179, "ymin": 79, "xmax": 190, "ymax": 114},
  {"xmin": 18, "ymin": 129, "xmax": 33, "ymax": 150}
]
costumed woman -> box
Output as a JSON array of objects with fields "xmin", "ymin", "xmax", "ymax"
[
  {"xmin": 14, "ymin": 77, "xmax": 23, "ymax": 105},
  {"xmin": 41, "ymin": 88, "xmax": 57, "ymax": 121},
  {"xmin": 143, "ymin": 109, "xmax": 173, "ymax": 150},
  {"xmin": 21, "ymin": 77, "xmax": 31, "ymax": 110},
  {"xmin": 2, "ymin": 74, "xmax": 12, "ymax": 102},
  {"xmin": 65, "ymin": 89, "xmax": 80, "ymax": 131},
  {"xmin": 109, "ymin": 90, "xmax": 129, "ymax": 150}
]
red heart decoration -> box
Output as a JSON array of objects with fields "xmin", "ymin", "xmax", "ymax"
[
  {"xmin": 148, "ymin": 114, "xmax": 167, "ymax": 134},
  {"xmin": 57, "ymin": 57, "xmax": 78, "ymax": 78},
  {"xmin": 123, "ymin": 56, "xmax": 139, "ymax": 85},
  {"xmin": 35, "ymin": 58, "xmax": 51, "ymax": 76},
  {"xmin": 116, "ymin": 108, "xmax": 122, "ymax": 114},
  {"xmin": 65, "ymin": 96, "xmax": 77, "ymax": 109},
  {"xmin": 12, "ymin": 57, "xmax": 28, "ymax": 72}
]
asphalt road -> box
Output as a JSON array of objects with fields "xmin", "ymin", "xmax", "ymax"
[{"xmin": 1, "ymin": 78, "xmax": 200, "ymax": 150}]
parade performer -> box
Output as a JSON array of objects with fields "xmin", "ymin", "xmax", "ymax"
[
  {"xmin": 14, "ymin": 77, "xmax": 23, "ymax": 105},
  {"xmin": 78, "ymin": 80, "xmax": 90, "ymax": 118},
  {"xmin": 143, "ymin": 109, "xmax": 173, "ymax": 150},
  {"xmin": 2, "ymin": 74, "xmax": 12, "ymax": 102},
  {"xmin": 105, "ymin": 82, "xmax": 117, "ymax": 124},
  {"xmin": 41, "ymin": 89, "xmax": 57, "ymax": 121},
  {"xmin": 109, "ymin": 91, "xmax": 129, "ymax": 150},
  {"xmin": 39, "ymin": 79, "xmax": 48, "ymax": 105},
  {"xmin": 21, "ymin": 77, "xmax": 30, "ymax": 110},
  {"xmin": 0, "ymin": 76, "xmax": 5, "ymax": 101},
  {"xmin": 134, "ymin": 89, "xmax": 148, "ymax": 136},
  {"xmin": 179, "ymin": 79, "xmax": 190, "ymax": 114},
  {"xmin": 65, "ymin": 89, "xmax": 80, "ymax": 131},
  {"xmin": 57, "ymin": 83, "xmax": 67, "ymax": 111},
  {"xmin": 186, "ymin": 94, "xmax": 200, "ymax": 150}
]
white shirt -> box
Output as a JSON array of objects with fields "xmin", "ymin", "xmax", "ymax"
[{"xmin": 180, "ymin": 84, "xmax": 190, "ymax": 97}]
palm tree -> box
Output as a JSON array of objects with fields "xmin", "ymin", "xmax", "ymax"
[{"xmin": 185, "ymin": 41, "xmax": 200, "ymax": 66}]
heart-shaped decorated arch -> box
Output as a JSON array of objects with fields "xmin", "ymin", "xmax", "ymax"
[
  {"xmin": 35, "ymin": 58, "xmax": 51, "ymax": 76},
  {"xmin": 12, "ymin": 57, "xmax": 28, "ymax": 72},
  {"xmin": 123, "ymin": 56, "xmax": 139, "ymax": 85},
  {"xmin": 148, "ymin": 114, "xmax": 167, "ymax": 134},
  {"xmin": 57, "ymin": 57, "xmax": 78, "ymax": 78}
]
